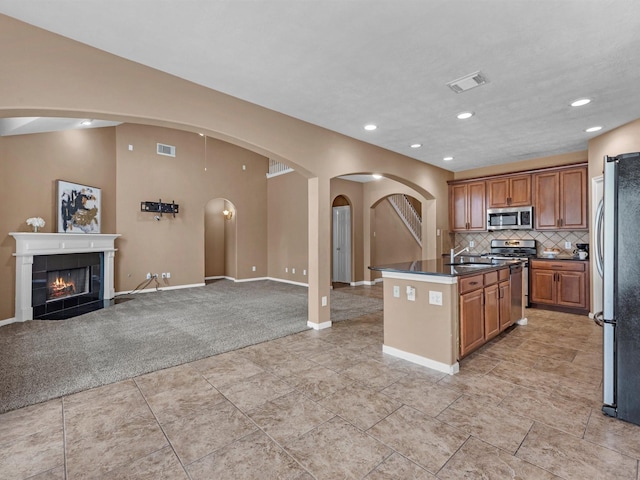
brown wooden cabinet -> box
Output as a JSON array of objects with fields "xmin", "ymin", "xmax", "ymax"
[
  {"xmin": 459, "ymin": 267, "xmax": 512, "ymax": 358},
  {"xmin": 529, "ymin": 259, "xmax": 589, "ymax": 314},
  {"xmin": 487, "ymin": 174, "xmax": 532, "ymax": 208},
  {"xmin": 449, "ymin": 181, "xmax": 485, "ymax": 232},
  {"xmin": 534, "ymin": 166, "xmax": 587, "ymax": 230}
]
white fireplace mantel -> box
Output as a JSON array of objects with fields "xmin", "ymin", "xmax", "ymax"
[{"xmin": 9, "ymin": 233, "xmax": 121, "ymax": 322}]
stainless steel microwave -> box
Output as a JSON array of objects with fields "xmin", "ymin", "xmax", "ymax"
[{"xmin": 487, "ymin": 206, "xmax": 534, "ymax": 230}]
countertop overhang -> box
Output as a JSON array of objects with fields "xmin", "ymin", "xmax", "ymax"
[{"xmin": 369, "ymin": 257, "xmax": 523, "ymax": 278}]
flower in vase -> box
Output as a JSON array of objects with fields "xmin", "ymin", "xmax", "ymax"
[{"xmin": 26, "ymin": 217, "xmax": 45, "ymax": 232}]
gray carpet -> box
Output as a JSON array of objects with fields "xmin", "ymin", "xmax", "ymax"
[{"xmin": 0, "ymin": 280, "xmax": 382, "ymax": 413}]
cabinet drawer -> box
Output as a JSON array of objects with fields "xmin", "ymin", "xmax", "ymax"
[
  {"xmin": 498, "ymin": 268, "xmax": 510, "ymax": 282},
  {"xmin": 459, "ymin": 274, "xmax": 484, "ymax": 294},
  {"xmin": 530, "ymin": 260, "xmax": 586, "ymax": 272},
  {"xmin": 484, "ymin": 271, "xmax": 498, "ymax": 286}
]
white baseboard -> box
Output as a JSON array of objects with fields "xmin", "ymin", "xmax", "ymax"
[
  {"xmin": 116, "ymin": 283, "xmax": 205, "ymax": 296},
  {"xmin": 307, "ymin": 320, "xmax": 332, "ymax": 330},
  {"xmin": 265, "ymin": 277, "xmax": 309, "ymax": 287},
  {"xmin": 0, "ymin": 317, "xmax": 17, "ymax": 327},
  {"xmin": 206, "ymin": 275, "xmax": 309, "ymax": 288},
  {"xmin": 382, "ymin": 344, "xmax": 459, "ymax": 375}
]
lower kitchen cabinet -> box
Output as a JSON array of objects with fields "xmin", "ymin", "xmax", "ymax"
[
  {"xmin": 459, "ymin": 267, "xmax": 512, "ymax": 358},
  {"xmin": 530, "ymin": 259, "xmax": 589, "ymax": 314}
]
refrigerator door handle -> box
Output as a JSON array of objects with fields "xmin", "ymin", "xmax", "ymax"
[{"xmin": 595, "ymin": 198, "xmax": 604, "ymax": 278}]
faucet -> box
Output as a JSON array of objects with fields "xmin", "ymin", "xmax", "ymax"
[{"xmin": 450, "ymin": 246, "xmax": 469, "ymax": 263}]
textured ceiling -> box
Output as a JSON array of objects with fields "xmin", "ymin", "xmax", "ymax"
[{"xmin": 1, "ymin": 1, "xmax": 639, "ymax": 172}]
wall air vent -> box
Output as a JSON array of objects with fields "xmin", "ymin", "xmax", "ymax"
[
  {"xmin": 157, "ymin": 143, "xmax": 176, "ymax": 157},
  {"xmin": 447, "ymin": 71, "xmax": 489, "ymax": 94}
]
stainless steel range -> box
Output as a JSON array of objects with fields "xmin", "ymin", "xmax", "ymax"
[{"xmin": 482, "ymin": 239, "xmax": 537, "ymax": 307}]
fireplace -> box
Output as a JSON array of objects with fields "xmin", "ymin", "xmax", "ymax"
[
  {"xmin": 10, "ymin": 233, "xmax": 120, "ymax": 322},
  {"xmin": 48, "ymin": 268, "xmax": 89, "ymax": 301},
  {"xmin": 31, "ymin": 252, "xmax": 104, "ymax": 319}
]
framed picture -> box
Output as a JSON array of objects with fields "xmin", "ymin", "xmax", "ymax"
[{"xmin": 57, "ymin": 180, "xmax": 101, "ymax": 234}]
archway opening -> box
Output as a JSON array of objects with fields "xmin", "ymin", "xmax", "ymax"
[{"xmin": 204, "ymin": 198, "xmax": 237, "ymax": 280}]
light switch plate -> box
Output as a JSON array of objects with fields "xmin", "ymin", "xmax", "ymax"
[
  {"xmin": 565, "ymin": 241, "xmax": 572, "ymax": 249},
  {"xmin": 393, "ymin": 286, "xmax": 400, "ymax": 298},
  {"xmin": 406, "ymin": 286, "xmax": 416, "ymax": 302}
]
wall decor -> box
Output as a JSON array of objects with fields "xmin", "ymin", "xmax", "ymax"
[{"xmin": 57, "ymin": 180, "xmax": 101, "ymax": 233}]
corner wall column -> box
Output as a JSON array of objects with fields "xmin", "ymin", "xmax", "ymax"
[
  {"xmin": 308, "ymin": 176, "xmax": 332, "ymax": 329},
  {"xmin": 15, "ymin": 255, "xmax": 34, "ymax": 322}
]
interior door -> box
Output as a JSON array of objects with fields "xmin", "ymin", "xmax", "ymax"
[{"xmin": 332, "ymin": 205, "xmax": 351, "ymax": 283}]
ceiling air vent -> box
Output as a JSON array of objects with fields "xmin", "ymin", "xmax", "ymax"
[
  {"xmin": 157, "ymin": 143, "xmax": 176, "ymax": 157},
  {"xmin": 447, "ymin": 71, "xmax": 489, "ymax": 94}
]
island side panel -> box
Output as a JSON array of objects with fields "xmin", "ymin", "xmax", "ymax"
[{"xmin": 382, "ymin": 276, "xmax": 458, "ymax": 371}]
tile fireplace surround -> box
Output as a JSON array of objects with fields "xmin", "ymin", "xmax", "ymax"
[{"xmin": 9, "ymin": 233, "xmax": 120, "ymax": 323}]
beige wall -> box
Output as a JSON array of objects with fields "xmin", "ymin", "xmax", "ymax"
[
  {"xmin": 267, "ymin": 172, "xmax": 308, "ymax": 283},
  {"xmin": 0, "ymin": 128, "xmax": 116, "ymax": 320},
  {"xmin": 588, "ymin": 119, "xmax": 640, "ymax": 177}
]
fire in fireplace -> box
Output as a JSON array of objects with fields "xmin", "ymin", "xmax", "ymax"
[{"xmin": 47, "ymin": 267, "xmax": 89, "ymax": 301}]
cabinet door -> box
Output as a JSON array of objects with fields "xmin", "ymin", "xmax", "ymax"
[
  {"xmin": 557, "ymin": 271, "xmax": 588, "ymax": 308},
  {"xmin": 534, "ymin": 171, "xmax": 560, "ymax": 230},
  {"xmin": 467, "ymin": 181, "xmax": 486, "ymax": 230},
  {"xmin": 484, "ymin": 283, "xmax": 500, "ymax": 341},
  {"xmin": 499, "ymin": 280, "xmax": 512, "ymax": 331},
  {"xmin": 487, "ymin": 178, "xmax": 510, "ymax": 208},
  {"xmin": 509, "ymin": 175, "xmax": 532, "ymax": 206},
  {"xmin": 460, "ymin": 289, "xmax": 485, "ymax": 357},
  {"xmin": 530, "ymin": 269, "xmax": 556, "ymax": 304},
  {"xmin": 559, "ymin": 167, "xmax": 587, "ymax": 229},
  {"xmin": 450, "ymin": 184, "xmax": 469, "ymax": 231}
]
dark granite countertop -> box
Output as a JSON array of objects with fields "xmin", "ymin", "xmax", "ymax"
[{"xmin": 369, "ymin": 257, "xmax": 522, "ymax": 278}]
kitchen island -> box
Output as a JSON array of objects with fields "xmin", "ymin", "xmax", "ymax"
[{"xmin": 370, "ymin": 257, "xmax": 524, "ymax": 375}]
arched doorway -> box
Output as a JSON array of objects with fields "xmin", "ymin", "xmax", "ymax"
[
  {"xmin": 204, "ymin": 198, "xmax": 237, "ymax": 280},
  {"xmin": 332, "ymin": 195, "xmax": 352, "ymax": 284}
]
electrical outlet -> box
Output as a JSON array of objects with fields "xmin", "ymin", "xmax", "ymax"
[
  {"xmin": 406, "ymin": 286, "xmax": 416, "ymax": 302},
  {"xmin": 292, "ymin": 268, "xmax": 296, "ymax": 274},
  {"xmin": 162, "ymin": 273, "xmax": 167, "ymax": 279},
  {"xmin": 285, "ymin": 267, "xmax": 288, "ymax": 273},
  {"xmin": 393, "ymin": 286, "xmax": 400, "ymax": 298},
  {"xmin": 565, "ymin": 241, "xmax": 572, "ymax": 249},
  {"xmin": 146, "ymin": 272, "xmax": 151, "ymax": 280},
  {"xmin": 166, "ymin": 272, "xmax": 171, "ymax": 278},
  {"xmin": 470, "ymin": 240, "xmax": 475, "ymax": 248},
  {"xmin": 321, "ymin": 296, "xmax": 327, "ymax": 307},
  {"xmin": 252, "ymin": 266, "xmax": 256, "ymax": 272},
  {"xmin": 303, "ymin": 269, "xmax": 307, "ymax": 276},
  {"xmin": 429, "ymin": 290, "xmax": 443, "ymax": 306}
]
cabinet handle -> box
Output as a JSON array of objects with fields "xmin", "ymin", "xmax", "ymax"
[{"xmin": 469, "ymin": 281, "xmax": 479, "ymax": 286}]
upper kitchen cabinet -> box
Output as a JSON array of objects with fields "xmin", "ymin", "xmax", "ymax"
[
  {"xmin": 534, "ymin": 165, "xmax": 588, "ymax": 230},
  {"xmin": 487, "ymin": 174, "xmax": 532, "ymax": 208},
  {"xmin": 449, "ymin": 181, "xmax": 486, "ymax": 232}
]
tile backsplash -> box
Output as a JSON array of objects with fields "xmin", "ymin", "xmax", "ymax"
[{"xmin": 452, "ymin": 230, "xmax": 590, "ymax": 256}]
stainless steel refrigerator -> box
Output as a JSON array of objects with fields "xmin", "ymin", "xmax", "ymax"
[{"xmin": 598, "ymin": 151, "xmax": 640, "ymax": 425}]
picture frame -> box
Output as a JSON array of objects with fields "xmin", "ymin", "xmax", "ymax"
[{"xmin": 57, "ymin": 180, "xmax": 102, "ymax": 234}]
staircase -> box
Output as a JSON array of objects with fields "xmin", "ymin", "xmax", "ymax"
[
  {"xmin": 266, "ymin": 159, "xmax": 294, "ymax": 178},
  {"xmin": 388, "ymin": 194, "xmax": 422, "ymax": 247}
]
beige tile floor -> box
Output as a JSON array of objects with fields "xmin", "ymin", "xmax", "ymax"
[{"xmin": 2, "ymin": 284, "xmax": 640, "ymax": 479}]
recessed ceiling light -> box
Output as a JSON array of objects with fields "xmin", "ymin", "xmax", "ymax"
[
  {"xmin": 585, "ymin": 126, "xmax": 603, "ymax": 133},
  {"xmin": 571, "ymin": 98, "xmax": 591, "ymax": 107},
  {"xmin": 80, "ymin": 120, "xmax": 93, "ymax": 126},
  {"xmin": 443, "ymin": 156, "xmax": 454, "ymax": 161},
  {"xmin": 410, "ymin": 143, "xmax": 422, "ymax": 149},
  {"xmin": 456, "ymin": 112, "xmax": 474, "ymax": 120},
  {"xmin": 372, "ymin": 174, "xmax": 383, "ymax": 179},
  {"xmin": 364, "ymin": 124, "xmax": 377, "ymax": 131}
]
